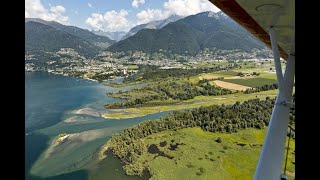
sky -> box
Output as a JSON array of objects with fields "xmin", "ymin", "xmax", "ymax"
[{"xmin": 25, "ymin": 0, "xmax": 220, "ymax": 32}]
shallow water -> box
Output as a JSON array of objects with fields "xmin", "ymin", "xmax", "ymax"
[{"xmin": 25, "ymin": 72, "xmax": 169, "ymax": 180}]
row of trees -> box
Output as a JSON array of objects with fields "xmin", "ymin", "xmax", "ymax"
[
  {"xmin": 244, "ymin": 83, "xmax": 278, "ymax": 94},
  {"xmin": 237, "ymin": 72, "xmax": 260, "ymax": 77},
  {"xmin": 198, "ymin": 77, "xmax": 224, "ymax": 84},
  {"xmin": 106, "ymin": 80, "xmax": 233, "ymax": 108},
  {"xmin": 107, "ymin": 97, "xmax": 289, "ymax": 176},
  {"xmin": 90, "ymin": 71, "xmax": 127, "ymax": 82}
]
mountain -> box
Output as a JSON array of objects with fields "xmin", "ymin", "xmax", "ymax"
[
  {"xmin": 108, "ymin": 11, "xmax": 265, "ymax": 55},
  {"xmin": 25, "ymin": 18, "xmax": 115, "ymax": 49},
  {"xmin": 91, "ymin": 30, "xmax": 127, "ymax": 42},
  {"xmin": 121, "ymin": 15, "xmax": 183, "ymax": 40},
  {"xmin": 26, "ymin": 21, "xmax": 100, "ymax": 56}
]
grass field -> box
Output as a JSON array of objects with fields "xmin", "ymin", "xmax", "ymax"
[
  {"xmin": 127, "ymin": 65, "xmax": 139, "ymax": 70},
  {"xmin": 215, "ymin": 70, "xmax": 240, "ymax": 76},
  {"xmin": 199, "ymin": 73, "xmax": 232, "ymax": 80},
  {"xmin": 103, "ymin": 90, "xmax": 278, "ymax": 119},
  {"xmin": 132, "ymin": 127, "xmax": 295, "ymax": 180},
  {"xmin": 262, "ymin": 74, "xmax": 277, "ymax": 80},
  {"xmin": 221, "ymin": 78, "xmax": 277, "ymax": 88}
]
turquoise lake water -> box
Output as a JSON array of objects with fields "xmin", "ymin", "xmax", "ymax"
[{"xmin": 25, "ymin": 72, "xmax": 169, "ymax": 180}]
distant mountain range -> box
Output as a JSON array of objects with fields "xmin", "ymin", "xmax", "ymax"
[
  {"xmin": 108, "ymin": 11, "xmax": 266, "ymax": 55},
  {"xmin": 25, "ymin": 18, "xmax": 117, "ymax": 67},
  {"xmin": 25, "ymin": 11, "xmax": 269, "ymax": 68},
  {"xmin": 121, "ymin": 15, "xmax": 183, "ymax": 40},
  {"xmin": 26, "ymin": 18, "xmax": 115, "ymax": 49},
  {"xmin": 91, "ymin": 30, "xmax": 127, "ymax": 42},
  {"xmin": 25, "ymin": 21, "xmax": 100, "ymax": 57}
]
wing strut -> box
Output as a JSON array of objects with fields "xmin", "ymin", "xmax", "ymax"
[{"xmin": 254, "ymin": 26, "xmax": 295, "ymax": 180}]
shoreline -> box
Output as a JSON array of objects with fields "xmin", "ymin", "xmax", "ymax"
[
  {"xmin": 97, "ymin": 140, "xmax": 111, "ymax": 160},
  {"xmin": 26, "ymin": 70, "xmax": 127, "ymax": 84},
  {"xmin": 102, "ymin": 110, "xmax": 156, "ymax": 119}
]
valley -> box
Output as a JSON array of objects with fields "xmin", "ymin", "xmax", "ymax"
[{"xmin": 25, "ymin": 9, "xmax": 294, "ymax": 180}]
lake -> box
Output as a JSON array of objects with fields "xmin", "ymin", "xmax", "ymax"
[{"xmin": 25, "ymin": 72, "xmax": 169, "ymax": 180}]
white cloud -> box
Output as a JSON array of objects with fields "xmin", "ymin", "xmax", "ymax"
[
  {"xmin": 86, "ymin": 13, "xmax": 104, "ymax": 30},
  {"xmin": 86, "ymin": 9, "xmax": 133, "ymax": 32},
  {"xmin": 50, "ymin": 5, "xmax": 65, "ymax": 14},
  {"xmin": 132, "ymin": 0, "xmax": 145, "ymax": 8},
  {"xmin": 133, "ymin": 0, "xmax": 221, "ymax": 25},
  {"xmin": 88, "ymin": 3, "xmax": 92, "ymax": 8},
  {"xmin": 163, "ymin": 0, "xmax": 220, "ymax": 17},
  {"xmin": 136, "ymin": 9, "xmax": 171, "ymax": 24},
  {"xmin": 25, "ymin": 0, "xmax": 69, "ymax": 24}
]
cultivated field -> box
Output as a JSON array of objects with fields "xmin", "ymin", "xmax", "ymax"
[
  {"xmin": 213, "ymin": 80, "xmax": 251, "ymax": 91},
  {"xmin": 221, "ymin": 78, "xmax": 277, "ymax": 88}
]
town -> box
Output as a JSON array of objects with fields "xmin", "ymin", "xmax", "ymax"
[{"xmin": 25, "ymin": 47, "xmax": 274, "ymax": 82}]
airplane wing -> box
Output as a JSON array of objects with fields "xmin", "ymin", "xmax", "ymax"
[{"xmin": 209, "ymin": 0, "xmax": 294, "ymax": 60}]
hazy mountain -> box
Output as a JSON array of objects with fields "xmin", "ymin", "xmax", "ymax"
[
  {"xmin": 108, "ymin": 11, "xmax": 265, "ymax": 55},
  {"xmin": 25, "ymin": 21, "xmax": 101, "ymax": 68},
  {"xmin": 25, "ymin": 18, "xmax": 115, "ymax": 49},
  {"xmin": 25, "ymin": 21, "xmax": 100, "ymax": 56},
  {"xmin": 91, "ymin": 30, "xmax": 127, "ymax": 42},
  {"xmin": 121, "ymin": 15, "xmax": 183, "ymax": 40}
]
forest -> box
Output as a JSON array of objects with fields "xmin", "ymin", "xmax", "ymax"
[
  {"xmin": 106, "ymin": 97, "xmax": 295, "ymax": 176},
  {"xmin": 123, "ymin": 64, "xmax": 240, "ymax": 84},
  {"xmin": 106, "ymin": 79, "xmax": 234, "ymax": 108}
]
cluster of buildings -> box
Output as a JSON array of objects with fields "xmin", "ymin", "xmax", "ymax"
[{"xmin": 25, "ymin": 47, "xmax": 274, "ymax": 78}]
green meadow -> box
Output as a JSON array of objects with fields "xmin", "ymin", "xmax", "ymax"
[{"xmin": 136, "ymin": 127, "xmax": 295, "ymax": 180}]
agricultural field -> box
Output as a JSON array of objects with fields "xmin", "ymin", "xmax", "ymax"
[
  {"xmin": 193, "ymin": 68, "xmax": 277, "ymax": 91},
  {"xmin": 213, "ymin": 80, "xmax": 251, "ymax": 91},
  {"xmin": 221, "ymin": 78, "xmax": 277, "ymax": 88},
  {"xmin": 262, "ymin": 74, "xmax": 277, "ymax": 80},
  {"xmin": 132, "ymin": 127, "xmax": 295, "ymax": 180},
  {"xmin": 215, "ymin": 70, "xmax": 240, "ymax": 76},
  {"xmin": 199, "ymin": 72, "xmax": 233, "ymax": 80}
]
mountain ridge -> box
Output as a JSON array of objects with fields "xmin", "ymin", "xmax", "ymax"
[
  {"xmin": 121, "ymin": 15, "xmax": 183, "ymax": 40},
  {"xmin": 108, "ymin": 11, "xmax": 265, "ymax": 55},
  {"xmin": 25, "ymin": 18, "xmax": 115, "ymax": 49}
]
